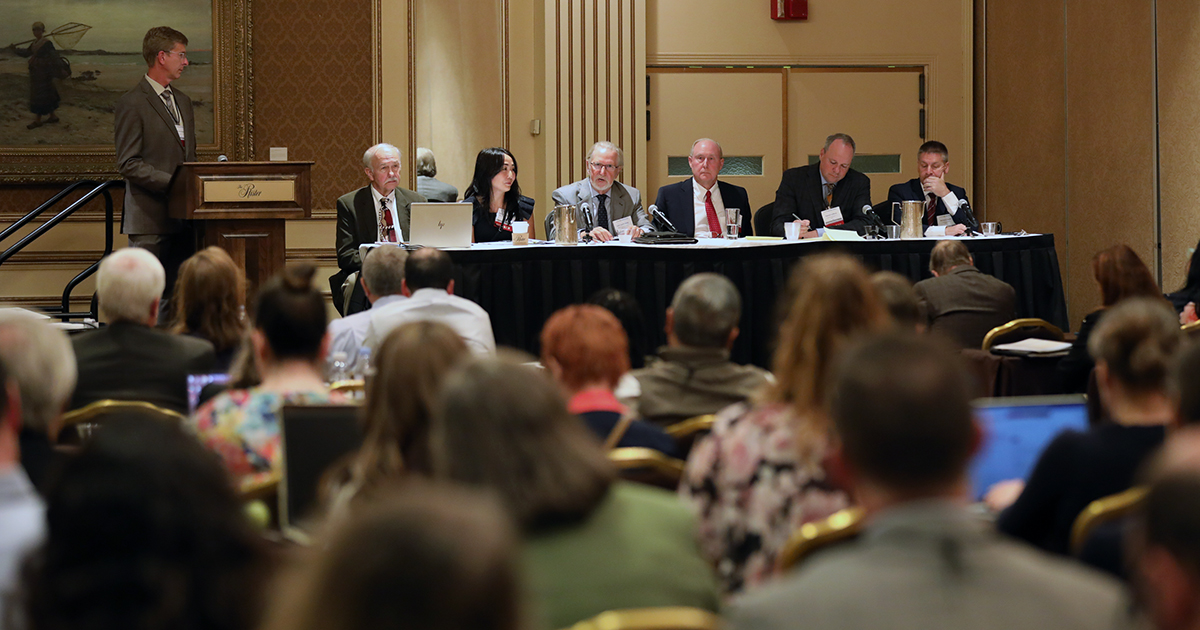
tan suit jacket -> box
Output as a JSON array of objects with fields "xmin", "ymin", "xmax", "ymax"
[
  {"xmin": 914, "ymin": 264, "xmax": 1016, "ymax": 349},
  {"xmin": 114, "ymin": 78, "xmax": 196, "ymax": 235}
]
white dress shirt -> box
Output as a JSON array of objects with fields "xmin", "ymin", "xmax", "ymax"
[
  {"xmin": 692, "ymin": 180, "xmax": 726, "ymax": 238},
  {"xmin": 924, "ymin": 190, "xmax": 964, "ymax": 237},
  {"xmin": 144, "ymin": 75, "xmax": 184, "ymax": 142},
  {"xmin": 364, "ymin": 287, "xmax": 496, "ymax": 355},
  {"xmin": 0, "ymin": 468, "xmax": 44, "ymax": 626},
  {"xmin": 327, "ymin": 293, "xmax": 406, "ymax": 372},
  {"xmin": 369, "ymin": 186, "xmax": 403, "ymax": 242}
]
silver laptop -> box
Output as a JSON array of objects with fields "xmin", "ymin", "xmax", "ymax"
[{"xmin": 408, "ymin": 202, "xmax": 473, "ymax": 248}]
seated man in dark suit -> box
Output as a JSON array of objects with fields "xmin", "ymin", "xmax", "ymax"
[
  {"xmin": 770, "ymin": 133, "xmax": 872, "ymax": 237},
  {"xmin": 913, "ymin": 240, "xmax": 1016, "ymax": 348},
  {"xmin": 70, "ymin": 248, "xmax": 216, "ymax": 414},
  {"xmin": 730, "ymin": 334, "xmax": 1125, "ymax": 630},
  {"xmin": 653, "ymin": 138, "xmax": 752, "ymax": 238},
  {"xmin": 887, "ymin": 140, "xmax": 973, "ymax": 237},
  {"xmin": 626, "ymin": 273, "xmax": 770, "ymax": 426},
  {"xmin": 331, "ymin": 143, "xmax": 427, "ymax": 315}
]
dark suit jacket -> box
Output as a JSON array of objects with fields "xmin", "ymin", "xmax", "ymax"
[
  {"xmin": 546, "ymin": 179, "xmax": 649, "ymax": 238},
  {"xmin": 886, "ymin": 178, "xmax": 973, "ymax": 228},
  {"xmin": 114, "ymin": 78, "xmax": 196, "ymax": 235},
  {"xmin": 70, "ymin": 322, "xmax": 217, "ymax": 414},
  {"xmin": 653, "ymin": 178, "xmax": 753, "ymax": 237},
  {"xmin": 331, "ymin": 185, "xmax": 426, "ymax": 306},
  {"xmin": 913, "ymin": 265, "xmax": 1016, "ymax": 349},
  {"xmin": 770, "ymin": 164, "xmax": 872, "ymax": 236}
]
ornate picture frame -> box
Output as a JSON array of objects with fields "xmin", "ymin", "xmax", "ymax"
[{"xmin": 0, "ymin": 0, "xmax": 252, "ymax": 183}]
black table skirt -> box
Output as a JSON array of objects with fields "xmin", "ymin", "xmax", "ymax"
[{"xmin": 447, "ymin": 235, "xmax": 1068, "ymax": 369}]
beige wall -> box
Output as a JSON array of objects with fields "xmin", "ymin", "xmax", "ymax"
[{"xmin": 1158, "ymin": 1, "xmax": 1200, "ymax": 294}]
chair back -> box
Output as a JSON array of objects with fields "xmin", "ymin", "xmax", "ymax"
[
  {"xmin": 664, "ymin": 414, "xmax": 715, "ymax": 455},
  {"xmin": 59, "ymin": 399, "xmax": 186, "ymax": 443},
  {"xmin": 982, "ymin": 318, "xmax": 1064, "ymax": 351},
  {"xmin": 279, "ymin": 404, "xmax": 364, "ymax": 535},
  {"xmin": 564, "ymin": 607, "xmax": 721, "ymax": 630},
  {"xmin": 329, "ymin": 379, "xmax": 365, "ymax": 399},
  {"xmin": 752, "ymin": 202, "xmax": 774, "ymax": 237},
  {"xmin": 608, "ymin": 447, "xmax": 686, "ymax": 490},
  {"xmin": 1070, "ymin": 486, "xmax": 1147, "ymax": 556},
  {"xmin": 776, "ymin": 507, "xmax": 864, "ymax": 572},
  {"xmin": 1183, "ymin": 320, "xmax": 1200, "ymax": 339}
]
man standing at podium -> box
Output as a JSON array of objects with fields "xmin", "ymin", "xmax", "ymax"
[{"xmin": 114, "ymin": 26, "xmax": 196, "ymax": 297}]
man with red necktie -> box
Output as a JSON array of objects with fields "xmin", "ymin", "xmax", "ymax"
[
  {"xmin": 331, "ymin": 143, "xmax": 427, "ymax": 314},
  {"xmin": 653, "ymin": 138, "xmax": 752, "ymax": 239}
]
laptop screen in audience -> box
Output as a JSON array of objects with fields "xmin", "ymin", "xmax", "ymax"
[
  {"xmin": 187, "ymin": 373, "xmax": 230, "ymax": 414},
  {"xmin": 969, "ymin": 395, "xmax": 1089, "ymax": 501}
]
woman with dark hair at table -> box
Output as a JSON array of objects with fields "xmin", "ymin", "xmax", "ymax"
[
  {"xmin": 1058, "ymin": 244, "xmax": 1163, "ymax": 393},
  {"xmin": 464, "ymin": 147, "xmax": 535, "ymax": 242}
]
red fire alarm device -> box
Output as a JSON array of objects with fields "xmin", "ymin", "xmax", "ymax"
[{"xmin": 772, "ymin": 0, "xmax": 808, "ymax": 20}]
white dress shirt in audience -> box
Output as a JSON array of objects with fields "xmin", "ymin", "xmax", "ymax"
[
  {"xmin": 364, "ymin": 288, "xmax": 496, "ymax": 355},
  {"xmin": 0, "ymin": 467, "xmax": 44, "ymax": 625},
  {"xmin": 327, "ymin": 293, "xmax": 406, "ymax": 372}
]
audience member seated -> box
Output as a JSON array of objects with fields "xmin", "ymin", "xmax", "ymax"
[
  {"xmin": 414, "ymin": 147, "xmax": 459, "ymax": 202},
  {"xmin": 680, "ymin": 253, "xmax": 890, "ymax": 596},
  {"xmin": 913, "ymin": 240, "xmax": 1015, "ymax": 348},
  {"xmin": 989, "ymin": 297, "xmax": 1180, "ymax": 555},
  {"xmin": 0, "ymin": 359, "xmax": 43, "ymax": 627},
  {"xmin": 626, "ymin": 273, "xmax": 770, "ymax": 426},
  {"xmin": 322, "ymin": 321, "xmax": 468, "ymax": 518},
  {"xmin": 431, "ymin": 357, "xmax": 720, "ymax": 629},
  {"xmin": 0, "ymin": 313, "xmax": 75, "ymax": 491},
  {"xmin": 169, "ymin": 246, "xmax": 247, "ymax": 372},
  {"xmin": 729, "ymin": 334, "xmax": 1126, "ymax": 630},
  {"xmin": 327, "ymin": 245, "xmax": 408, "ymax": 374},
  {"xmin": 1166, "ymin": 236, "xmax": 1200, "ymax": 318},
  {"xmin": 16, "ymin": 414, "xmax": 269, "ymax": 630},
  {"xmin": 464, "ymin": 147, "xmax": 535, "ymax": 243},
  {"xmin": 540, "ymin": 305, "xmax": 677, "ymax": 456},
  {"xmin": 871, "ymin": 271, "xmax": 925, "ymax": 332},
  {"xmin": 588, "ymin": 288, "xmax": 651, "ymax": 370},
  {"xmin": 1059, "ymin": 244, "xmax": 1163, "ymax": 393},
  {"xmin": 1132, "ymin": 472, "xmax": 1200, "ymax": 630},
  {"xmin": 193, "ymin": 264, "xmax": 345, "ymax": 484},
  {"xmin": 261, "ymin": 483, "xmax": 521, "ymax": 630},
  {"xmin": 365, "ymin": 248, "xmax": 495, "ymax": 355},
  {"xmin": 70, "ymin": 248, "xmax": 216, "ymax": 414}
]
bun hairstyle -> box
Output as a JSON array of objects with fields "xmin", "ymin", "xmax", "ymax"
[
  {"xmin": 253, "ymin": 264, "xmax": 327, "ymax": 361},
  {"xmin": 1088, "ymin": 297, "xmax": 1183, "ymax": 393}
]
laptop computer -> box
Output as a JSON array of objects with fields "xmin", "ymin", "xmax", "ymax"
[
  {"xmin": 408, "ymin": 201, "xmax": 473, "ymax": 248},
  {"xmin": 969, "ymin": 395, "xmax": 1090, "ymax": 501}
]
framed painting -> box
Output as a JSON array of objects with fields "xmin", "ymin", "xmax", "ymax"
[{"xmin": 0, "ymin": 0, "xmax": 251, "ymax": 183}]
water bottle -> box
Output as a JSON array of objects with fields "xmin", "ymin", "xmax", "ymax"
[
  {"xmin": 355, "ymin": 346, "xmax": 373, "ymax": 381},
  {"xmin": 327, "ymin": 351, "xmax": 350, "ymax": 383}
]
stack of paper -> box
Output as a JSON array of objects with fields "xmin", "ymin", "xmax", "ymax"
[{"xmin": 990, "ymin": 338, "xmax": 1073, "ymax": 355}]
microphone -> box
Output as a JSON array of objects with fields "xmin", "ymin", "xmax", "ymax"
[
  {"xmin": 578, "ymin": 201, "xmax": 593, "ymax": 236},
  {"xmin": 861, "ymin": 204, "xmax": 885, "ymax": 228},
  {"xmin": 217, "ymin": 154, "xmax": 229, "ymax": 162},
  {"xmin": 648, "ymin": 204, "xmax": 677, "ymax": 233},
  {"xmin": 957, "ymin": 200, "xmax": 980, "ymax": 232}
]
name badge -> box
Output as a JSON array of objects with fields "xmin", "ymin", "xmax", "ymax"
[
  {"xmin": 821, "ymin": 207, "xmax": 845, "ymax": 227},
  {"xmin": 612, "ymin": 216, "xmax": 634, "ymax": 236},
  {"xmin": 936, "ymin": 214, "xmax": 954, "ymax": 227}
]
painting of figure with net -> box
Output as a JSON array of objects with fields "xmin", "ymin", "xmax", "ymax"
[{"xmin": 0, "ymin": 0, "xmax": 213, "ymax": 147}]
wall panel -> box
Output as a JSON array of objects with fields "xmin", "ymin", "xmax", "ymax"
[{"xmin": 1157, "ymin": 1, "xmax": 1200, "ymax": 293}]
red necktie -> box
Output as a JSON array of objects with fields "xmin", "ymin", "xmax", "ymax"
[
  {"xmin": 925, "ymin": 193, "xmax": 937, "ymax": 226},
  {"xmin": 381, "ymin": 198, "xmax": 397, "ymax": 242},
  {"xmin": 704, "ymin": 190, "xmax": 721, "ymax": 238}
]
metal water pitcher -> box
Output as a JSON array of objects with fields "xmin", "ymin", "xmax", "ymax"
[
  {"xmin": 893, "ymin": 200, "xmax": 924, "ymax": 240},
  {"xmin": 553, "ymin": 204, "xmax": 579, "ymax": 244}
]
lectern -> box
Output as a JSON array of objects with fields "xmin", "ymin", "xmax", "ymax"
[{"xmin": 168, "ymin": 161, "xmax": 313, "ymax": 296}]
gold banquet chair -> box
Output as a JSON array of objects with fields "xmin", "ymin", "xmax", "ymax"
[
  {"xmin": 776, "ymin": 507, "xmax": 865, "ymax": 572},
  {"xmin": 1182, "ymin": 320, "xmax": 1200, "ymax": 339},
  {"xmin": 59, "ymin": 399, "xmax": 187, "ymax": 443},
  {"xmin": 563, "ymin": 607, "xmax": 721, "ymax": 630},
  {"xmin": 982, "ymin": 318, "xmax": 1065, "ymax": 351},
  {"xmin": 608, "ymin": 447, "xmax": 687, "ymax": 490},
  {"xmin": 664, "ymin": 414, "xmax": 716, "ymax": 454},
  {"xmin": 1070, "ymin": 486, "xmax": 1148, "ymax": 556}
]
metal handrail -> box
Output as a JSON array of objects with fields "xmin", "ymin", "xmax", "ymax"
[{"xmin": 0, "ymin": 180, "xmax": 123, "ymax": 319}]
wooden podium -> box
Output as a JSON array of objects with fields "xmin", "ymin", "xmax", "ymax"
[{"xmin": 168, "ymin": 161, "xmax": 313, "ymax": 296}]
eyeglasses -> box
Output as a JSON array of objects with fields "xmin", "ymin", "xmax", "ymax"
[
  {"xmin": 689, "ymin": 156, "xmax": 721, "ymax": 164},
  {"xmin": 588, "ymin": 161, "xmax": 618, "ymax": 173},
  {"xmin": 161, "ymin": 50, "xmax": 188, "ymax": 60}
]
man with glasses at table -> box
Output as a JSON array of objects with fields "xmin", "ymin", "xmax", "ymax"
[
  {"xmin": 547, "ymin": 141, "xmax": 651, "ymax": 242},
  {"xmin": 114, "ymin": 26, "xmax": 197, "ymax": 299}
]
